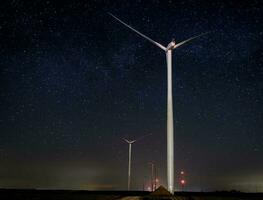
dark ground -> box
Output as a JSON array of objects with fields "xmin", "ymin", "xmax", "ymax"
[{"xmin": 0, "ymin": 189, "xmax": 263, "ymax": 200}]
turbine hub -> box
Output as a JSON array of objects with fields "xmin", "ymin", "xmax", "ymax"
[{"xmin": 166, "ymin": 40, "xmax": 176, "ymax": 51}]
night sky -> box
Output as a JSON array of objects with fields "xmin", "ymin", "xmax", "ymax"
[{"xmin": 1, "ymin": 0, "xmax": 263, "ymax": 192}]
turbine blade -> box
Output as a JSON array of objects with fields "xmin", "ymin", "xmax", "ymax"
[
  {"xmin": 108, "ymin": 13, "xmax": 166, "ymax": 51},
  {"xmin": 173, "ymin": 32, "xmax": 209, "ymax": 49}
]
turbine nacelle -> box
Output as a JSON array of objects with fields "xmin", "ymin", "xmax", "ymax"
[{"xmin": 166, "ymin": 39, "xmax": 176, "ymax": 51}]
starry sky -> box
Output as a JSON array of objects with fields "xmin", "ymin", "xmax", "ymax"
[{"xmin": 0, "ymin": 0, "xmax": 263, "ymax": 192}]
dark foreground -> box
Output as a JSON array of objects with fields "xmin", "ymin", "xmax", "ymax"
[{"xmin": 1, "ymin": 189, "xmax": 263, "ymax": 200}]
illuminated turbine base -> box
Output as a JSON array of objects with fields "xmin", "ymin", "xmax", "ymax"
[{"xmin": 166, "ymin": 50, "xmax": 174, "ymax": 193}]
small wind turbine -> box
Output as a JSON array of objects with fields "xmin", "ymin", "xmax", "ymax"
[
  {"xmin": 123, "ymin": 138, "xmax": 136, "ymax": 191},
  {"xmin": 149, "ymin": 162, "xmax": 155, "ymax": 192},
  {"xmin": 123, "ymin": 134, "xmax": 151, "ymax": 190},
  {"xmin": 109, "ymin": 13, "xmax": 208, "ymax": 193}
]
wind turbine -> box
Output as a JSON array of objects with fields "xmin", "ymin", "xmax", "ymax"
[
  {"xmin": 123, "ymin": 138, "xmax": 136, "ymax": 191},
  {"xmin": 149, "ymin": 162, "xmax": 156, "ymax": 192},
  {"xmin": 123, "ymin": 134, "xmax": 151, "ymax": 190},
  {"xmin": 109, "ymin": 13, "xmax": 208, "ymax": 193}
]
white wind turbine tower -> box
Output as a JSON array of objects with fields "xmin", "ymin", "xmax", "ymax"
[{"xmin": 110, "ymin": 13, "xmax": 208, "ymax": 193}]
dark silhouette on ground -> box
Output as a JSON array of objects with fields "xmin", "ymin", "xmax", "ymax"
[{"xmin": 0, "ymin": 187, "xmax": 262, "ymax": 200}]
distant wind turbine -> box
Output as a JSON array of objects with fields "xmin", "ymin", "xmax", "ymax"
[
  {"xmin": 123, "ymin": 134, "xmax": 151, "ymax": 190},
  {"xmin": 149, "ymin": 162, "xmax": 155, "ymax": 192},
  {"xmin": 123, "ymin": 138, "xmax": 136, "ymax": 191},
  {"xmin": 109, "ymin": 13, "xmax": 208, "ymax": 193}
]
